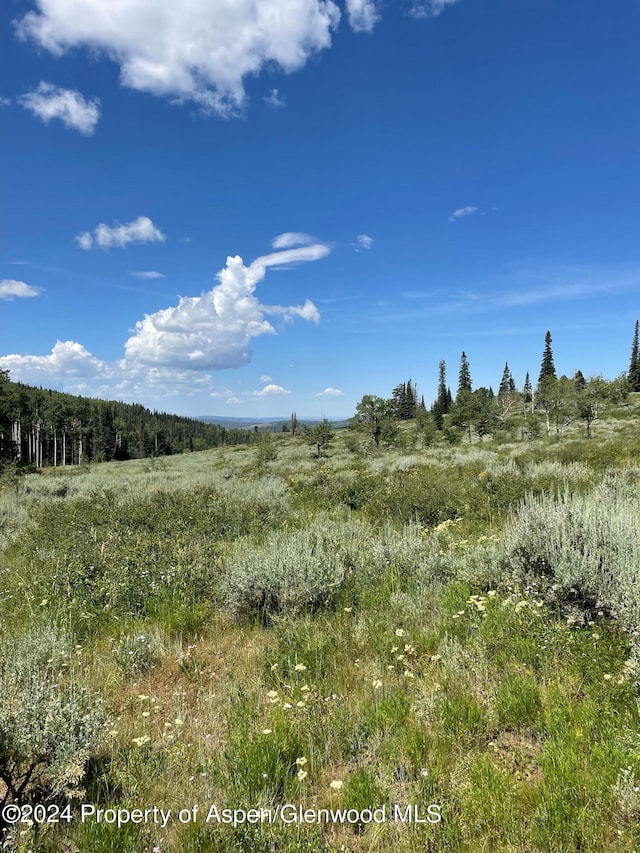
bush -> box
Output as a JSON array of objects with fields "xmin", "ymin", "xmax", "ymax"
[
  {"xmin": 222, "ymin": 517, "xmax": 368, "ymax": 623},
  {"xmin": 500, "ymin": 470, "xmax": 640, "ymax": 631},
  {"xmin": 0, "ymin": 625, "xmax": 105, "ymax": 810}
]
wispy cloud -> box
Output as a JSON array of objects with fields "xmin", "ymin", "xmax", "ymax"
[
  {"xmin": 448, "ymin": 205, "xmax": 478, "ymax": 222},
  {"xmin": 408, "ymin": 0, "xmax": 462, "ymax": 20},
  {"xmin": 271, "ymin": 232, "xmax": 317, "ymax": 249},
  {"xmin": 18, "ymin": 82, "xmax": 100, "ymax": 135},
  {"xmin": 131, "ymin": 270, "xmax": 166, "ymax": 279},
  {"xmin": 0, "ymin": 279, "xmax": 42, "ymax": 300},
  {"xmin": 264, "ymin": 88, "xmax": 286, "ymax": 109},
  {"xmin": 354, "ymin": 233, "xmax": 374, "ymax": 251},
  {"xmin": 76, "ymin": 216, "xmax": 165, "ymax": 250}
]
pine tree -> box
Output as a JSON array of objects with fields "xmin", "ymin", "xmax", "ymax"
[
  {"xmin": 537, "ymin": 331, "xmax": 556, "ymax": 385},
  {"xmin": 436, "ymin": 360, "xmax": 449, "ymax": 413},
  {"xmin": 498, "ymin": 362, "xmax": 512, "ymax": 398},
  {"xmin": 457, "ymin": 352, "xmax": 472, "ymax": 399},
  {"xmin": 629, "ymin": 320, "xmax": 640, "ymax": 392},
  {"xmin": 523, "ymin": 372, "xmax": 533, "ymax": 402}
]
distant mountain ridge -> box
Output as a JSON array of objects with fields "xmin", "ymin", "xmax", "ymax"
[{"xmin": 196, "ymin": 415, "xmax": 350, "ymax": 430}]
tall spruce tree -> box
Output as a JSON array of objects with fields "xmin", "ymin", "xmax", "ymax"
[
  {"xmin": 629, "ymin": 320, "xmax": 640, "ymax": 392},
  {"xmin": 436, "ymin": 360, "xmax": 449, "ymax": 413},
  {"xmin": 538, "ymin": 331, "xmax": 557, "ymax": 385},
  {"xmin": 457, "ymin": 352, "xmax": 472, "ymax": 399},
  {"xmin": 498, "ymin": 362, "xmax": 512, "ymax": 398}
]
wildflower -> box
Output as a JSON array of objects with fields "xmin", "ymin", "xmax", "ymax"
[
  {"xmin": 395, "ymin": 628, "xmax": 405, "ymax": 637},
  {"xmin": 372, "ymin": 679, "xmax": 383, "ymax": 690},
  {"xmin": 300, "ymin": 685, "xmax": 310, "ymax": 692},
  {"xmin": 343, "ymin": 607, "xmax": 352, "ymax": 613},
  {"xmin": 132, "ymin": 735, "xmax": 151, "ymax": 747},
  {"xmin": 267, "ymin": 690, "xmax": 278, "ymax": 699},
  {"xmin": 603, "ymin": 673, "xmax": 613, "ymax": 681},
  {"xmin": 283, "ymin": 702, "xmax": 292, "ymax": 710},
  {"xmin": 175, "ymin": 719, "xmax": 184, "ymax": 726},
  {"xmin": 294, "ymin": 663, "xmax": 307, "ymax": 672},
  {"xmin": 142, "ymin": 711, "xmax": 151, "ymax": 718},
  {"xmin": 420, "ymin": 768, "xmax": 429, "ymax": 777},
  {"xmin": 330, "ymin": 780, "xmax": 343, "ymax": 790},
  {"xmin": 262, "ymin": 729, "xmax": 272, "ymax": 735},
  {"xmin": 295, "ymin": 756, "xmax": 308, "ymax": 766},
  {"xmin": 138, "ymin": 694, "xmax": 149, "ymax": 701},
  {"xmin": 297, "ymin": 769, "xmax": 308, "ymax": 781}
]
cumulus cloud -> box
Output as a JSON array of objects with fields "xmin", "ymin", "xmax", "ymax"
[
  {"xmin": 355, "ymin": 233, "xmax": 373, "ymax": 250},
  {"xmin": 76, "ymin": 216, "xmax": 166, "ymax": 250},
  {"xmin": 132, "ymin": 271, "xmax": 166, "ymax": 279},
  {"xmin": 18, "ymin": 82, "xmax": 100, "ymax": 134},
  {"xmin": 0, "ymin": 279, "xmax": 42, "ymax": 300},
  {"xmin": 316, "ymin": 387, "xmax": 343, "ymax": 396},
  {"xmin": 345, "ymin": 0, "xmax": 380, "ymax": 32},
  {"xmin": 123, "ymin": 241, "xmax": 328, "ymax": 370},
  {"xmin": 408, "ymin": 0, "xmax": 461, "ymax": 19},
  {"xmin": 0, "ymin": 340, "xmax": 112, "ymax": 385},
  {"xmin": 2, "ymin": 237, "xmax": 330, "ymax": 400},
  {"xmin": 16, "ymin": 0, "xmax": 344, "ymax": 115},
  {"xmin": 254, "ymin": 384, "xmax": 291, "ymax": 396},
  {"xmin": 264, "ymin": 88, "xmax": 286, "ymax": 109},
  {"xmin": 448, "ymin": 205, "xmax": 478, "ymax": 222}
]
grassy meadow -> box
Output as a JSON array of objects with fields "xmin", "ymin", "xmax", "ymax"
[{"xmin": 1, "ymin": 399, "xmax": 640, "ymax": 852}]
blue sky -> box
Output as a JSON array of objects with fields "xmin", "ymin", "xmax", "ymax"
[{"xmin": 1, "ymin": 0, "xmax": 639, "ymax": 418}]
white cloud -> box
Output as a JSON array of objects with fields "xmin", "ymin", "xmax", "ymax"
[
  {"xmin": 76, "ymin": 216, "xmax": 166, "ymax": 250},
  {"xmin": 264, "ymin": 88, "xmax": 286, "ymax": 109},
  {"xmin": 124, "ymin": 241, "xmax": 328, "ymax": 369},
  {"xmin": 448, "ymin": 205, "xmax": 478, "ymax": 222},
  {"xmin": 345, "ymin": 0, "xmax": 379, "ymax": 32},
  {"xmin": 316, "ymin": 387, "xmax": 343, "ymax": 396},
  {"xmin": 408, "ymin": 0, "xmax": 461, "ymax": 20},
  {"xmin": 0, "ymin": 97, "xmax": 11, "ymax": 107},
  {"xmin": 0, "ymin": 279, "xmax": 42, "ymax": 300},
  {"xmin": 355, "ymin": 233, "xmax": 374, "ymax": 250},
  {"xmin": 132, "ymin": 271, "xmax": 166, "ymax": 279},
  {"xmin": 254, "ymin": 384, "xmax": 291, "ymax": 396},
  {"xmin": 260, "ymin": 375, "xmax": 273, "ymax": 383},
  {"xmin": 16, "ymin": 0, "xmax": 343, "ymax": 115},
  {"xmin": 2, "ymin": 237, "xmax": 330, "ymax": 400},
  {"xmin": 0, "ymin": 340, "xmax": 112, "ymax": 385},
  {"xmin": 271, "ymin": 232, "xmax": 317, "ymax": 249},
  {"xmin": 18, "ymin": 82, "xmax": 100, "ymax": 134}
]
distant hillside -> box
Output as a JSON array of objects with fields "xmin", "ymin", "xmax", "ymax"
[{"xmin": 196, "ymin": 415, "xmax": 351, "ymax": 431}]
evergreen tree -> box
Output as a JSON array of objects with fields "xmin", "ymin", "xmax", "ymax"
[
  {"xmin": 457, "ymin": 352, "xmax": 472, "ymax": 399},
  {"xmin": 573, "ymin": 370, "xmax": 586, "ymax": 391},
  {"xmin": 436, "ymin": 360, "xmax": 449, "ymax": 413},
  {"xmin": 538, "ymin": 331, "xmax": 557, "ymax": 385},
  {"xmin": 523, "ymin": 373, "xmax": 533, "ymax": 403},
  {"xmin": 629, "ymin": 320, "xmax": 640, "ymax": 392},
  {"xmin": 498, "ymin": 362, "xmax": 512, "ymax": 398}
]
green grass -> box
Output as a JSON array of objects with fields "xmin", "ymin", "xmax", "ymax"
[{"xmin": 1, "ymin": 418, "xmax": 639, "ymax": 852}]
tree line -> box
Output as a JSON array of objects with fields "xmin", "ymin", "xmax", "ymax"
[
  {"xmin": 0, "ymin": 374, "xmax": 253, "ymax": 471},
  {"xmin": 351, "ymin": 323, "xmax": 638, "ymax": 447}
]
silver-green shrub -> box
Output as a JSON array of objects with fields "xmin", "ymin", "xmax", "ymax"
[
  {"xmin": 500, "ymin": 470, "xmax": 640, "ymax": 629},
  {"xmin": 222, "ymin": 515, "xmax": 370, "ymax": 622},
  {"xmin": 0, "ymin": 625, "xmax": 105, "ymax": 807}
]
